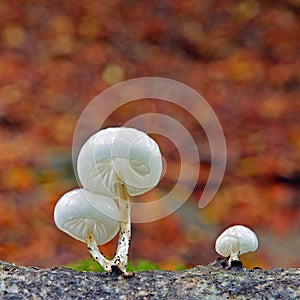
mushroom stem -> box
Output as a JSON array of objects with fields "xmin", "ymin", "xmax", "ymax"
[
  {"xmin": 85, "ymin": 182, "xmax": 133, "ymax": 277},
  {"xmin": 229, "ymin": 251, "xmax": 240, "ymax": 266},
  {"xmin": 113, "ymin": 181, "xmax": 133, "ymax": 277},
  {"xmin": 227, "ymin": 237, "xmax": 240, "ymax": 266},
  {"xmin": 86, "ymin": 232, "xmax": 112, "ymax": 272}
]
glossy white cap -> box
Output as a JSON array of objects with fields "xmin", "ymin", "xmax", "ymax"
[
  {"xmin": 54, "ymin": 189, "xmax": 120, "ymax": 245},
  {"xmin": 77, "ymin": 127, "xmax": 162, "ymax": 197},
  {"xmin": 215, "ymin": 225, "xmax": 258, "ymax": 257}
]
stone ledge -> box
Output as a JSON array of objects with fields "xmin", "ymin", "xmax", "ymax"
[{"xmin": 1, "ymin": 260, "xmax": 299, "ymax": 299}]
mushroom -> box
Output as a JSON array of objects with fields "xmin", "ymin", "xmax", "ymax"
[
  {"xmin": 54, "ymin": 188, "xmax": 120, "ymax": 271},
  {"xmin": 55, "ymin": 127, "xmax": 162, "ymax": 276},
  {"xmin": 215, "ymin": 225, "xmax": 258, "ymax": 267},
  {"xmin": 77, "ymin": 127, "xmax": 162, "ymax": 198}
]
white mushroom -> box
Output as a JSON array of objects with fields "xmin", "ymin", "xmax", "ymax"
[
  {"xmin": 75, "ymin": 127, "xmax": 162, "ymax": 276},
  {"xmin": 77, "ymin": 127, "xmax": 162, "ymax": 197},
  {"xmin": 215, "ymin": 225, "xmax": 258, "ymax": 267},
  {"xmin": 54, "ymin": 188, "xmax": 120, "ymax": 271}
]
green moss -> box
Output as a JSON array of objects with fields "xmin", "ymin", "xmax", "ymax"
[
  {"xmin": 127, "ymin": 259, "xmax": 159, "ymax": 271},
  {"xmin": 65, "ymin": 258, "xmax": 104, "ymax": 272},
  {"xmin": 65, "ymin": 258, "xmax": 160, "ymax": 272},
  {"xmin": 174, "ymin": 264, "xmax": 186, "ymax": 271}
]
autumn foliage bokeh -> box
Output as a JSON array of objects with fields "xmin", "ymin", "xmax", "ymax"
[{"xmin": 0, "ymin": 0, "xmax": 300, "ymax": 269}]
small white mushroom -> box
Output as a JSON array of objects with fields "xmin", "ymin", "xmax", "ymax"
[
  {"xmin": 215, "ymin": 225, "xmax": 258, "ymax": 267},
  {"xmin": 74, "ymin": 127, "xmax": 162, "ymax": 276},
  {"xmin": 54, "ymin": 188, "xmax": 120, "ymax": 271}
]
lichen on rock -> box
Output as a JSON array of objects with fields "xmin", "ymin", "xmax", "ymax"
[{"xmin": 1, "ymin": 260, "xmax": 299, "ymax": 299}]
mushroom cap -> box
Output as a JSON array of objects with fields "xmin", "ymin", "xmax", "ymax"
[
  {"xmin": 77, "ymin": 127, "xmax": 162, "ymax": 197},
  {"xmin": 215, "ymin": 225, "xmax": 258, "ymax": 257},
  {"xmin": 54, "ymin": 189, "xmax": 120, "ymax": 245}
]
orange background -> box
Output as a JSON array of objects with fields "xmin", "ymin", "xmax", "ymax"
[{"xmin": 0, "ymin": 0, "xmax": 299, "ymax": 269}]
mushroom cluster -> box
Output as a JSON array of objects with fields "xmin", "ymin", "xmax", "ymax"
[{"xmin": 54, "ymin": 127, "xmax": 162, "ymax": 276}]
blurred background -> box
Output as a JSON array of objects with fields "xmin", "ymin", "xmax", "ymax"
[{"xmin": 0, "ymin": 0, "xmax": 299, "ymax": 270}]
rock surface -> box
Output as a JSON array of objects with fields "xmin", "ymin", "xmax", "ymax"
[{"xmin": 1, "ymin": 260, "xmax": 299, "ymax": 299}]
